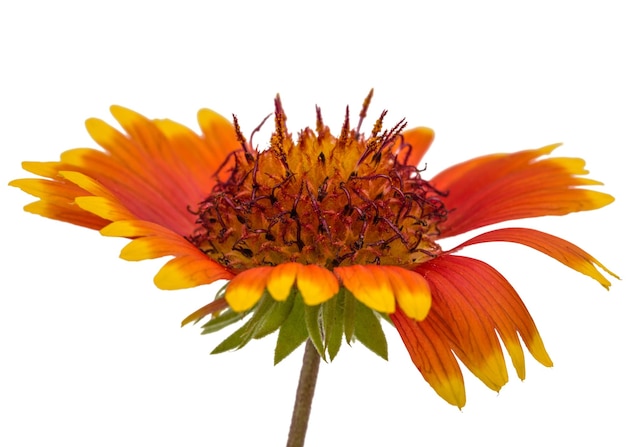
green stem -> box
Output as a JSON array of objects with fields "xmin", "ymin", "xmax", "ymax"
[{"xmin": 286, "ymin": 339, "xmax": 321, "ymax": 447}]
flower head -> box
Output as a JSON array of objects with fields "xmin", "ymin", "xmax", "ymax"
[{"xmin": 11, "ymin": 91, "xmax": 617, "ymax": 408}]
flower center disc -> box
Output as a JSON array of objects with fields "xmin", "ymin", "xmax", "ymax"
[{"xmin": 189, "ymin": 96, "xmax": 447, "ymax": 274}]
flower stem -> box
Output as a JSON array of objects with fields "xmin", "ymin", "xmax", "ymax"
[{"xmin": 286, "ymin": 339, "xmax": 321, "ymax": 447}]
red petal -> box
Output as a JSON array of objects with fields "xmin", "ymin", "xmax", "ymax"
[
  {"xmin": 451, "ymin": 227, "xmax": 618, "ymax": 289},
  {"xmin": 391, "ymin": 307, "xmax": 466, "ymax": 408}
]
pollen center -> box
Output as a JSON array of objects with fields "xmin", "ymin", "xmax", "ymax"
[{"xmin": 188, "ymin": 96, "xmax": 447, "ymax": 274}]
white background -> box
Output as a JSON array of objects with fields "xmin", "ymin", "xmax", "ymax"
[{"xmin": 1, "ymin": 1, "xmax": 624, "ymax": 446}]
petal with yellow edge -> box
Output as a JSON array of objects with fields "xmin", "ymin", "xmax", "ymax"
[
  {"xmin": 225, "ymin": 267, "xmax": 273, "ymax": 312},
  {"xmin": 425, "ymin": 260, "xmax": 510, "ymax": 393},
  {"xmin": 267, "ymin": 262, "xmax": 302, "ymax": 301},
  {"xmin": 109, "ymin": 106, "xmax": 228, "ymax": 212},
  {"xmin": 451, "ymin": 227, "xmax": 619, "ymax": 290},
  {"xmin": 155, "ymin": 256, "xmax": 231, "ymax": 290},
  {"xmin": 100, "ymin": 220, "xmax": 232, "ymax": 289},
  {"xmin": 75, "ymin": 197, "xmax": 135, "ymax": 222},
  {"xmin": 384, "ymin": 266, "xmax": 432, "ymax": 321},
  {"xmin": 196, "ymin": 108, "xmax": 240, "ymax": 182},
  {"xmin": 334, "ymin": 265, "xmax": 395, "ymax": 314},
  {"xmin": 20, "ymin": 160, "xmax": 69, "ymax": 178},
  {"xmin": 10, "ymin": 177, "xmax": 84, "ymax": 203},
  {"xmin": 58, "ymin": 170, "xmax": 118, "ymax": 200},
  {"xmin": 59, "ymin": 147, "xmax": 193, "ymax": 233},
  {"xmin": 393, "ymin": 254, "xmax": 553, "ymax": 407},
  {"xmin": 22, "ymin": 200, "xmax": 108, "ymax": 230},
  {"xmin": 10, "ymin": 182, "xmax": 100, "ymax": 227},
  {"xmin": 431, "ymin": 145, "xmax": 615, "ymax": 237},
  {"xmin": 424, "ymin": 256, "xmax": 552, "ymax": 375},
  {"xmin": 391, "ymin": 307, "xmax": 467, "ymax": 408},
  {"xmin": 101, "ymin": 220, "xmax": 198, "ymax": 258},
  {"xmin": 297, "ymin": 264, "xmax": 340, "ymax": 305}
]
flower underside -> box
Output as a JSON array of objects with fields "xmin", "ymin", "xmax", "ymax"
[{"xmin": 189, "ymin": 94, "xmax": 446, "ymax": 273}]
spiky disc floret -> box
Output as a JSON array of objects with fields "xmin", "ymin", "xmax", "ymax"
[{"xmin": 189, "ymin": 93, "xmax": 447, "ymax": 274}]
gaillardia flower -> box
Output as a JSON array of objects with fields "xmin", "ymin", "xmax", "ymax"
[{"xmin": 10, "ymin": 91, "xmax": 617, "ymax": 408}]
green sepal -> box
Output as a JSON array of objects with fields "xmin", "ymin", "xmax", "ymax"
[
  {"xmin": 322, "ymin": 289, "xmax": 344, "ymax": 361},
  {"xmin": 304, "ymin": 301, "xmax": 325, "ymax": 360},
  {"xmin": 209, "ymin": 285, "xmax": 388, "ymax": 363},
  {"xmin": 379, "ymin": 312, "xmax": 393, "ymax": 325},
  {"xmin": 354, "ymin": 299, "xmax": 388, "ymax": 360},
  {"xmin": 210, "ymin": 323, "xmax": 252, "ymax": 354},
  {"xmin": 253, "ymin": 293, "xmax": 295, "ymax": 339},
  {"xmin": 274, "ymin": 293, "xmax": 309, "ymax": 364},
  {"xmin": 211, "ymin": 293, "xmax": 274, "ymax": 354},
  {"xmin": 201, "ymin": 309, "xmax": 247, "ymax": 335},
  {"xmin": 343, "ymin": 289, "xmax": 356, "ymax": 345}
]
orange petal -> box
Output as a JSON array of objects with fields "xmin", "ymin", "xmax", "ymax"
[
  {"xmin": 153, "ymin": 118, "xmax": 224, "ymax": 193},
  {"xmin": 100, "ymin": 220, "xmax": 232, "ymax": 290},
  {"xmin": 225, "ymin": 267, "xmax": 273, "ymax": 312},
  {"xmin": 267, "ymin": 262, "xmax": 302, "ymax": 300},
  {"xmin": 85, "ymin": 116, "xmax": 146, "ymax": 174},
  {"xmin": 58, "ymin": 171, "xmax": 117, "ymax": 200},
  {"xmin": 451, "ymin": 227, "xmax": 619, "ymax": 289},
  {"xmin": 20, "ymin": 160, "xmax": 67, "ymax": 178},
  {"xmin": 396, "ymin": 126, "xmax": 435, "ymax": 167},
  {"xmin": 78, "ymin": 107, "xmax": 239, "ymax": 235},
  {"xmin": 391, "ymin": 308, "xmax": 466, "ymax": 408},
  {"xmin": 102, "ymin": 220, "xmax": 205, "ymax": 260},
  {"xmin": 383, "ymin": 266, "xmax": 432, "ymax": 321},
  {"xmin": 435, "ymin": 255, "xmax": 551, "ymax": 371},
  {"xmin": 196, "ymin": 108, "xmax": 240, "ymax": 182},
  {"xmin": 425, "ymin": 259, "xmax": 511, "ymax": 392},
  {"xmin": 155, "ymin": 255, "xmax": 232, "ymax": 290},
  {"xmin": 14, "ymin": 108, "xmax": 207, "ymax": 236},
  {"xmin": 74, "ymin": 197, "xmax": 135, "ymax": 222},
  {"xmin": 109, "ymin": 107, "xmax": 209, "ymax": 230},
  {"xmin": 296, "ymin": 264, "xmax": 340, "ymax": 305},
  {"xmin": 9, "ymin": 177, "xmax": 109, "ymax": 229},
  {"xmin": 21, "ymin": 200, "xmax": 108, "ymax": 230},
  {"xmin": 59, "ymin": 147, "xmax": 189, "ymax": 230},
  {"xmin": 10, "ymin": 177, "xmax": 86, "ymax": 203},
  {"xmin": 120, "ymin": 236, "xmax": 190, "ymax": 260},
  {"xmin": 431, "ymin": 144, "xmax": 615, "ymax": 237},
  {"xmin": 334, "ymin": 265, "xmax": 395, "ymax": 313},
  {"xmin": 111, "ymin": 107, "xmax": 208, "ymax": 203},
  {"xmin": 393, "ymin": 254, "xmax": 552, "ymax": 406}
]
